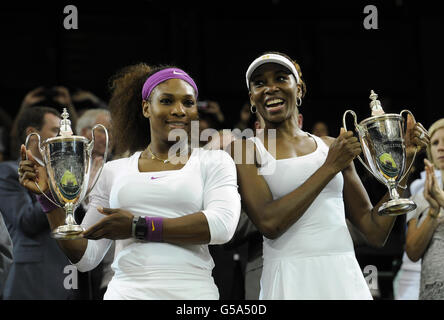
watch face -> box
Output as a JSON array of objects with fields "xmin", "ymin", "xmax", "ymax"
[{"xmin": 135, "ymin": 216, "xmax": 147, "ymax": 239}]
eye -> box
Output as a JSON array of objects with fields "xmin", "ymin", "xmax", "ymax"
[
  {"xmin": 183, "ymin": 99, "xmax": 195, "ymax": 107},
  {"xmin": 253, "ymin": 79, "xmax": 264, "ymax": 87},
  {"xmin": 277, "ymin": 75, "xmax": 288, "ymax": 82},
  {"xmin": 160, "ymin": 98, "xmax": 172, "ymax": 104}
]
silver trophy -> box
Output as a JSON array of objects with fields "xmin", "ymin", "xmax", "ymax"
[
  {"xmin": 343, "ymin": 90, "xmax": 417, "ymax": 216},
  {"xmin": 25, "ymin": 108, "xmax": 109, "ymax": 239}
]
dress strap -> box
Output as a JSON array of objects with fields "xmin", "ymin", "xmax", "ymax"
[{"xmin": 248, "ymin": 136, "xmax": 274, "ymax": 167}]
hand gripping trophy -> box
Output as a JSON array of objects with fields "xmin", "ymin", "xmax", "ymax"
[
  {"xmin": 25, "ymin": 108, "xmax": 108, "ymax": 239},
  {"xmin": 343, "ymin": 90, "xmax": 417, "ymax": 216}
]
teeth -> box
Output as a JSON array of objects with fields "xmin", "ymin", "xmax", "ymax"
[{"xmin": 266, "ymin": 99, "xmax": 284, "ymax": 106}]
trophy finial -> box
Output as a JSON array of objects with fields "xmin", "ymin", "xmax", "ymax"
[
  {"xmin": 60, "ymin": 107, "xmax": 73, "ymax": 137},
  {"xmin": 369, "ymin": 90, "xmax": 385, "ymax": 116}
]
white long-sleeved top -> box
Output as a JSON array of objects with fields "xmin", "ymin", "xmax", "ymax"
[{"xmin": 74, "ymin": 148, "xmax": 241, "ymax": 299}]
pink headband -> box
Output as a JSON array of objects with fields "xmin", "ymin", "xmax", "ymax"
[{"xmin": 141, "ymin": 68, "xmax": 198, "ymax": 100}]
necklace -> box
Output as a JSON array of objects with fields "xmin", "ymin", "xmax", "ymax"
[{"xmin": 147, "ymin": 145, "xmax": 170, "ymax": 163}]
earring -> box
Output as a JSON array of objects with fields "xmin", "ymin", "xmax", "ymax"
[
  {"xmin": 296, "ymin": 97, "xmax": 302, "ymax": 107},
  {"xmin": 250, "ymin": 105, "xmax": 257, "ymax": 114}
]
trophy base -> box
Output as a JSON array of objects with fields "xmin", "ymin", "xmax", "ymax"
[
  {"xmin": 51, "ymin": 224, "xmax": 85, "ymax": 240},
  {"xmin": 378, "ymin": 199, "xmax": 417, "ymax": 216}
]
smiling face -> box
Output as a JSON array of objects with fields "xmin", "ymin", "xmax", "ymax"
[
  {"xmin": 142, "ymin": 78, "xmax": 198, "ymax": 143},
  {"xmin": 249, "ymin": 63, "xmax": 301, "ymax": 124},
  {"xmin": 430, "ymin": 127, "xmax": 444, "ymax": 170}
]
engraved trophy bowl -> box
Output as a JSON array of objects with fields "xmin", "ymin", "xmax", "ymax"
[
  {"xmin": 343, "ymin": 90, "xmax": 417, "ymax": 216},
  {"xmin": 25, "ymin": 108, "xmax": 108, "ymax": 239}
]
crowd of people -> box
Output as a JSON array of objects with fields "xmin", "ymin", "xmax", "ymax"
[{"xmin": 0, "ymin": 52, "xmax": 442, "ymax": 300}]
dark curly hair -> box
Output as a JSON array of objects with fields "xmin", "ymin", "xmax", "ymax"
[{"xmin": 107, "ymin": 63, "xmax": 176, "ymax": 155}]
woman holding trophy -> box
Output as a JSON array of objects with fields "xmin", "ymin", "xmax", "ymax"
[
  {"xmin": 18, "ymin": 63, "xmax": 241, "ymax": 299},
  {"xmin": 230, "ymin": 51, "xmax": 430, "ymax": 299},
  {"xmin": 406, "ymin": 118, "xmax": 444, "ymax": 299}
]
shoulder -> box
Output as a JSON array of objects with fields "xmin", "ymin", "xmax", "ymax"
[
  {"xmin": 0, "ymin": 161, "xmax": 18, "ymax": 171},
  {"xmin": 195, "ymin": 148, "xmax": 237, "ymax": 181},
  {"xmin": 196, "ymin": 148, "xmax": 235, "ymax": 167},
  {"xmin": 0, "ymin": 161, "xmax": 19, "ymax": 179},
  {"xmin": 103, "ymin": 152, "xmax": 139, "ymax": 172}
]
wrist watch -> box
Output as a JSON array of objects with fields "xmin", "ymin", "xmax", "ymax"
[{"xmin": 134, "ymin": 216, "xmax": 147, "ymax": 240}]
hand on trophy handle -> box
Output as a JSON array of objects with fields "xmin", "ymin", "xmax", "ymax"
[
  {"xmin": 404, "ymin": 113, "xmax": 430, "ymax": 158},
  {"xmin": 324, "ymin": 128, "xmax": 362, "ymax": 173},
  {"xmin": 18, "ymin": 144, "xmax": 49, "ymax": 194},
  {"xmin": 400, "ymin": 113, "xmax": 430, "ymax": 183}
]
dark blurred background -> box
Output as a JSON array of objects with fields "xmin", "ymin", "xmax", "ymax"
[
  {"xmin": 0, "ymin": 0, "xmax": 442, "ymax": 299},
  {"xmin": 1, "ymin": 0, "xmax": 442, "ymax": 129}
]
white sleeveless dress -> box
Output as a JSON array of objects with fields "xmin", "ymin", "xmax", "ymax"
[{"xmin": 250, "ymin": 133, "xmax": 372, "ymax": 300}]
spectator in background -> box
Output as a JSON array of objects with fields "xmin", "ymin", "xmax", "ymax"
[
  {"xmin": 197, "ymin": 100, "xmax": 225, "ymax": 131},
  {"xmin": 71, "ymin": 89, "xmax": 108, "ymax": 115},
  {"xmin": 311, "ymin": 121, "xmax": 329, "ymax": 137},
  {"xmin": 0, "ymin": 108, "xmax": 12, "ymax": 161},
  {"xmin": 406, "ymin": 118, "xmax": 444, "ymax": 300},
  {"xmin": 10, "ymin": 86, "xmax": 78, "ymax": 160},
  {"xmin": 234, "ymin": 102, "xmax": 253, "ymax": 132},
  {"xmin": 0, "ymin": 106, "xmax": 77, "ymax": 300},
  {"xmin": 0, "ymin": 212, "xmax": 13, "ymax": 299},
  {"xmin": 76, "ymin": 108, "xmax": 113, "ymax": 161},
  {"xmin": 199, "ymin": 100, "xmax": 235, "ymax": 152}
]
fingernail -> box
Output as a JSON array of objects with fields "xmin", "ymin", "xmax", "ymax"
[{"xmin": 97, "ymin": 206, "xmax": 103, "ymax": 211}]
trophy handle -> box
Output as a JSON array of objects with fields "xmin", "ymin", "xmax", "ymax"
[
  {"xmin": 24, "ymin": 133, "xmax": 60, "ymax": 207},
  {"xmin": 84, "ymin": 124, "xmax": 109, "ymax": 199},
  {"xmin": 399, "ymin": 109, "xmax": 418, "ymax": 183},
  {"xmin": 342, "ymin": 109, "xmax": 383, "ymax": 182},
  {"xmin": 24, "ymin": 132, "xmax": 45, "ymax": 167}
]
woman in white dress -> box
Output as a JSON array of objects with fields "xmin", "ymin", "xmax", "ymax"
[
  {"xmin": 18, "ymin": 63, "xmax": 241, "ymax": 299},
  {"xmin": 228, "ymin": 52, "xmax": 430, "ymax": 299},
  {"xmin": 405, "ymin": 119, "xmax": 444, "ymax": 299}
]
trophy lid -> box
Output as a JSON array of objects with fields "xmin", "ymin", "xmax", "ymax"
[
  {"xmin": 369, "ymin": 90, "xmax": 385, "ymax": 116},
  {"xmin": 60, "ymin": 108, "xmax": 73, "ymax": 137}
]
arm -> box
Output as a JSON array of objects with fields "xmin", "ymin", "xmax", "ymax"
[
  {"xmin": 16, "ymin": 195, "xmax": 52, "ymax": 236},
  {"xmin": 342, "ymin": 161, "xmax": 401, "ymax": 247},
  {"xmin": 2, "ymin": 162, "xmax": 49, "ymax": 236},
  {"xmin": 406, "ymin": 159, "xmax": 444, "ymax": 261},
  {"xmin": 45, "ymin": 207, "xmax": 88, "ymax": 263},
  {"xmin": 83, "ymin": 150, "xmax": 241, "ymax": 245},
  {"xmin": 405, "ymin": 211, "xmax": 441, "ymax": 262},
  {"xmin": 228, "ymin": 129, "xmax": 361, "ymax": 239}
]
